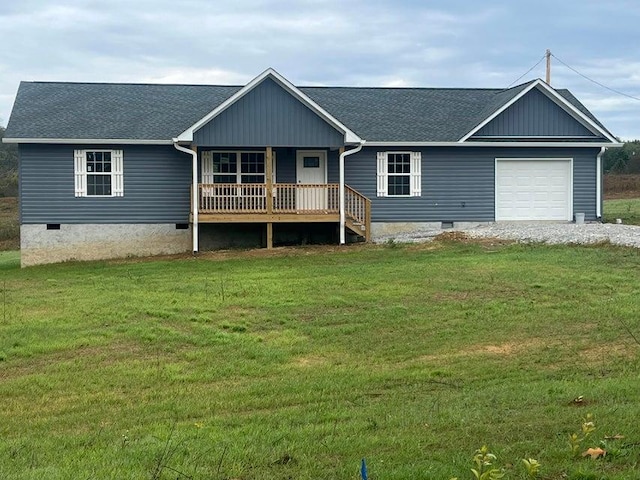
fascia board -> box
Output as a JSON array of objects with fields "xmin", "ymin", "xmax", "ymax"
[
  {"xmin": 363, "ymin": 141, "xmax": 623, "ymax": 148},
  {"xmin": 2, "ymin": 137, "xmax": 173, "ymax": 145},
  {"xmin": 533, "ymin": 81, "xmax": 618, "ymax": 143}
]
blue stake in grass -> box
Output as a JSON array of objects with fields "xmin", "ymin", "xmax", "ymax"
[{"xmin": 361, "ymin": 458, "xmax": 368, "ymax": 480}]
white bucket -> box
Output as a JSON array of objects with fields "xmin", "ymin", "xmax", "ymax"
[{"xmin": 575, "ymin": 212, "xmax": 585, "ymax": 224}]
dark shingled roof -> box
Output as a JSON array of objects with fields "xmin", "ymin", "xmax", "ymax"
[{"xmin": 4, "ymin": 79, "xmax": 611, "ymax": 142}]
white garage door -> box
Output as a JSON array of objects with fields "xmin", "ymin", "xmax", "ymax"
[{"xmin": 496, "ymin": 159, "xmax": 572, "ymax": 221}]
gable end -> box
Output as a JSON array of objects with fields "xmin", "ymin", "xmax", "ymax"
[
  {"xmin": 193, "ymin": 77, "xmax": 345, "ymax": 147},
  {"xmin": 471, "ymin": 87, "xmax": 602, "ymax": 139}
]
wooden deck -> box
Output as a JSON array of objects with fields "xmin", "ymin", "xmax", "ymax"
[{"xmin": 192, "ymin": 183, "xmax": 371, "ymax": 241}]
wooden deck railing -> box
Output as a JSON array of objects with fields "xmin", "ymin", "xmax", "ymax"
[
  {"xmin": 273, "ymin": 183, "xmax": 339, "ymax": 213},
  {"xmin": 199, "ymin": 183, "xmax": 267, "ymax": 213},
  {"xmin": 196, "ymin": 183, "xmax": 371, "ymax": 240},
  {"xmin": 198, "ymin": 183, "xmax": 340, "ymax": 214},
  {"xmin": 345, "ymin": 185, "xmax": 372, "ymax": 241}
]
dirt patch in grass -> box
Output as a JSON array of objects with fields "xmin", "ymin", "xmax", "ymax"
[
  {"xmin": 108, "ymin": 242, "xmax": 374, "ymax": 265},
  {"xmin": 292, "ymin": 355, "xmax": 328, "ymax": 368},
  {"xmin": 433, "ymin": 231, "xmax": 514, "ymax": 248},
  {"xmin": 0, "ymin": 342, "xmax": 155, "ymax": 381},
  {"xmin": 413, "ymin": 339, "xmax": 548, "ymax": 365},
  {"xmin": 577, "ymin": 342, "xmax": 638, "ymax": 365}
]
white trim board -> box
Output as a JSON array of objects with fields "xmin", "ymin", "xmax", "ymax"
[
  {"xmin": 4, "ymin": 138, "xmax": 621, "ymax": 148},
  {"xmin": 363, "ymin": 141, "xmax": 621, "ymax": 148},
  {"xmin": 2, "ymin": 138, "xmax": 174, "ymax": 145}
]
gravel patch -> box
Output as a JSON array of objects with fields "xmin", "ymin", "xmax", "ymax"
[{"xmin": 376, "ymin": 223, "xmax": 640, "ymax": 248}]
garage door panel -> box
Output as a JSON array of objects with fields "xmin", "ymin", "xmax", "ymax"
[{"xmin": 496, "ymin": 160, "xmax": 571, "ymax": 221}]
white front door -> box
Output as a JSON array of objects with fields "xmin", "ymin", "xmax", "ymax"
[{"xmin": 296, "ymin": 150, "xmax": 327, "ymax": 211}]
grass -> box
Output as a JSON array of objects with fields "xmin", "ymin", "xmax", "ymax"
[
  {"xmin": 603, "ymin": 198, "xmax": 640, "ymax": 226},
  {"xmin": 0, "ymin": 241, "xmax": 639, "ymax": 479}
]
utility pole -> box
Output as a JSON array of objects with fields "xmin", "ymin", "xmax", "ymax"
[{"xmin": 545, "ymin": 49, "xmax": 551, "ymax": 85}]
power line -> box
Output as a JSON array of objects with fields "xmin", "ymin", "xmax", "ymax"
[
  {"xmin": 507, "ymin": 53, "xmax": 546, "ymax": 88},
  {"xmin": 551, "ymin": 53, "xmax": 640, "ymax": 102}
]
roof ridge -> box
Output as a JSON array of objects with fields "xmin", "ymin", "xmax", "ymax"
[
  {"xmin": 22, "ymin": 80, "xmax": 244, "ymax": 88},
  {"xmin": 21, "ymin": 80, "xmax": 539, "ymax": 92}
]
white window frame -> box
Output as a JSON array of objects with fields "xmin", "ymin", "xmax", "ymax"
[
  {"xmin": 201, "ymin": 150, "xmax": 276, "ymax": 184},
  {"xmin": 74, "ymin": 149, "xmax": 123, "ymax": 197},
  {"xmin": 376, "ymin": 151, "xmax": 421, "ymax": 197}
]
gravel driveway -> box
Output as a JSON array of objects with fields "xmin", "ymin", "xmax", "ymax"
[
  {"xmin": 460, "ymin": 223, "xmax": 640, "ymax": 248},
  {"xmin": 376, "ymin": 223, "xmax": 640, "ymax": 248}
]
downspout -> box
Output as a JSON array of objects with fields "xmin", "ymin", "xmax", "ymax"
[
  {"xmin": 339, "ymin": 141, "xmax": 365, "ymax": 244},
  {"xmin": 596, "ymin": 146, "xmax": 606, "ymax": 219},
  {"xmin": 173, "ymin": 139, "xmax": 199, "ymax": 253}
]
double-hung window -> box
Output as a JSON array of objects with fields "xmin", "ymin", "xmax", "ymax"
[
  {"xmin": 74, "ymin": 149, "xmax": 124, "ymax": 197},
  {"xmin": 376, "ymin": 151, "xmax": 421, "ymax": 197},
  {"xmin": 201, "ymin": 151, "xmax": 267, "ymax": 184}
]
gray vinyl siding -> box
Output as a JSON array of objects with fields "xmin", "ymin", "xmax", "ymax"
[
  {"xmin": 20, "ymin": 144, "xmax": 191, "ymax": 223},
  {"xmin": 573, "ymin": 150, "xmax": 598, "ymax": 219},
  {"xmin": 193, "ymin": 78, "xmax": 345, "ymax": 148},
  {"xmin": 346, "ymin": 146, "xmax": 600, "ymax": 222},
  {"xmin": 474, "ymin": 88, "xmax": 598, "ymax": 138}
]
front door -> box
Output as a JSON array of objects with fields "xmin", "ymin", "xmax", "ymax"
[{"xmin": 296, "ymin": 150, "xmax": 327, "ymax": 211}]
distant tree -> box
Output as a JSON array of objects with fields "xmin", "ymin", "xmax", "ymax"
[
  {"xmin": 603, "ymin": 140, "xmax": 640, "ymax": 174},
  {"xmin": 626, "ymin": 141, "xmax": 640, "ymax": 173},
  {"xmin": 0, "ymin": 126, "xmax": 19, "ymax": 196}
]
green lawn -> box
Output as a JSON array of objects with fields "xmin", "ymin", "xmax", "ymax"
[
  {"xmin": 603, "ymin": 198, "xmax": 640, "ymax": 225},
  {"xmin": 1, "ymin": 242, "xmax": 639, "ymax": 479}
]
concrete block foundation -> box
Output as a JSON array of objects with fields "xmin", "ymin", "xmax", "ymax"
[{"xmin": 21, "ymin": 224, "xmax": 191, "ymax": 267}]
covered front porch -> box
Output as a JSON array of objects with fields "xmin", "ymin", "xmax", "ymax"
[
  {"xmin": 190, "ymin": 146, "xmax": 371, "ymax": 248},
  {"xmin": 172, "ymin": 67, "xmax": 369, "ymax": 251}
]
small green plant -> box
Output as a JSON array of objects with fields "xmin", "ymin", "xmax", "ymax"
[
  {"xmin": 569, "ymin": 413, "xmax": 596, "ymax": 458},
  {"xmin": 471, "ymin": 446, "xmax": 504, "ymax": 480},
  {"xmin": 522, "ymin": 458, "xmax": 541, "ymax": 478},
  {"xmin": 384, "ymin": 238, "xmax": 399, "ymax": 249},
  {"xmin": 449, "ymin": 447, "xmax": 539, "ymax": 480}
]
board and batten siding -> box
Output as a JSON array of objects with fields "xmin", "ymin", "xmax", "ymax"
[
  {"xmin": 473, "ymin": 88, "xmax": 599, "ymax": 138},
  {"xmin": 20, "ymin": 144, "xmax": 191, "ymax": 224},
  {"xmin": 345, "ymin": 147, "xmax": 600, "ymax": 222},
  {"xmin": 193, "ymin": 78, "xmax": 345, "ymax": 148}
]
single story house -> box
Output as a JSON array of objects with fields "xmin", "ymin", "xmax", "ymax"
[{"xmin": 3, "ymin": 68, "xmax": 620, "ymax": 266}]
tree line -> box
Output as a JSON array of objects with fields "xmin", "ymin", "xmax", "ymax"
[
  {"xmin": 603, "ymin": 140, "xmax": 640, "ymax": 174},
  {"xmin": 0, "ymin": 126, "xmax": 18, "ymax": 197}
]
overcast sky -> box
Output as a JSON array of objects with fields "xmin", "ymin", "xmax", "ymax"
[{"xmin": 1, "ymin": 0, "xmax": 639, "ymax": 139}]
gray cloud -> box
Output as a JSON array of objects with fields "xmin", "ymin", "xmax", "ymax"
[{"xmin": 1, "ymin": 0, "xmax": 639, "ymax": 139}]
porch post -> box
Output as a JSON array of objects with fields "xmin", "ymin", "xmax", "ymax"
[
  {"xmin": 265, "ymin": 146, "xmax": 274, "ymax": 249},
  {"xmin": 266, "ymin": 146, "xmax": 273, "ymax": 214}
]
